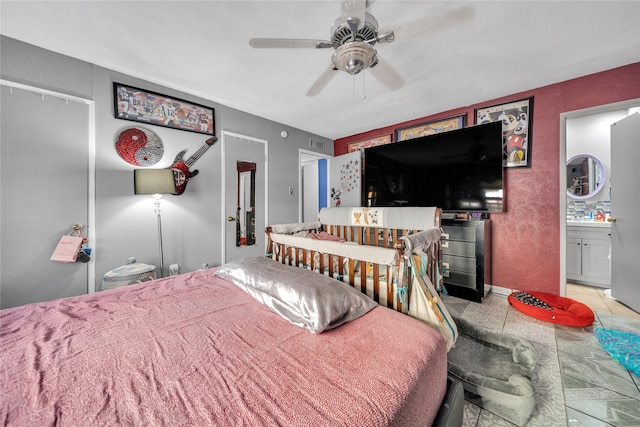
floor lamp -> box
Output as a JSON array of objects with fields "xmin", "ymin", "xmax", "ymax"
[{"xmin": 134, "ymin": 169, "xmax": 176, "ymax": 278}]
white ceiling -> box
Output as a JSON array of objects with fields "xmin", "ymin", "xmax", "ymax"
[{"xmin": 1, "ymin": 1, "xmax": 638, "ymax": 140}]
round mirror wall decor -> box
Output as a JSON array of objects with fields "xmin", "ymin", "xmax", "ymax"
[{"xmin": 566, "ymin": 153, "xmax": 606, "ymax": 199}]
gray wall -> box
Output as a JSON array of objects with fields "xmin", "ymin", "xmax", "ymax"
[{"xmin": 1, "ymin": 36, "xmax": 333, "ymax": 307}]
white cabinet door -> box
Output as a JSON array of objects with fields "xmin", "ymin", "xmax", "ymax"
[
  {"xmin": 567, "ymin": 226, "xmax": 611, "ymax": 287},
  {"xmin": 582, "ymin": 238, "xmax": 611, "ymax": 285},
  {"xmin": 566, "ymin": 236, "xmax": 582, "ymax": 280}
]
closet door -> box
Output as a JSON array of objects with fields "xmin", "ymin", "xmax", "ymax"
[
  {"xmin": 1, "ymin": 85, "xmax": 90, "ymax": 308},
  {"xmin": 221, "ymin": 131, "xmax": 268, "ymax": 264}
]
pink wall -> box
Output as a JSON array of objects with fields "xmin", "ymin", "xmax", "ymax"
[{"xmin": 335, "ymin": 63, "xmax": 640, "ymax": 295}]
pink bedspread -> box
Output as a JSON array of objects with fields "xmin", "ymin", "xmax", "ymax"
[{"xmin": 0, "ymin": 269, "xmax": 447, "ymax": 426}]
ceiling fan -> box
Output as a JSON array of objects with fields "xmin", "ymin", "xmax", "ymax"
[{"xmin": 249, "ymin": 0, "xmax": 475, "ymax": 96}]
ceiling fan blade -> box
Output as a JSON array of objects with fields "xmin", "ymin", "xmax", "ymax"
[
  {"xmin": 380, "ymin": 4, "xmax": 476, "ymax": 44},
  {"xmin": 368, "ymin": 56, "xmax": 403, "ymax": 91},
  {"xmin": 341, "ymin": 0, "xmax": 367, "ymax": 30},
  {"xmin": 306, "ymin": 65, "xmax": 338, "ymax": 97},
  {"xmin": 249, "ymin": 38, "xmax": 332, "ymax": 49}
]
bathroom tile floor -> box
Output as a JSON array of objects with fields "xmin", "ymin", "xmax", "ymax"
[
  {"xmin": 566, "ymin": 283, "xmax": 640, "ymax": 321},
  {"xmin": 442, "ymin": 285, "xmax": 640, "ymax": 427}
]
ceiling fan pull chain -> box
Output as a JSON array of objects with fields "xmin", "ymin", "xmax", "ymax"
[
  {"xmin": 362, "ymin": 71, "xmax": 367, "ymax": 100},
  {"xmin": 352, "ymin": 74, "xmax": 356, "ymax": 102}
]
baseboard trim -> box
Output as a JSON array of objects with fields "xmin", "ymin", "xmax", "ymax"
[
  {"xmin": 603, "ymin": 288, "xmax": 618, "ymax": 301},
  {"xmin": 490, "ymin": 285, "xmax": 513, "ymax": 297}
]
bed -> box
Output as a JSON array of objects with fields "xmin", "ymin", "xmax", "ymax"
[{"xmin": 0, "ymin": 251, "xmax": 457, "ymax": 426}]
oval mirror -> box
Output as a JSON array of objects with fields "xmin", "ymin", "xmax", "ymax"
[{"xmin": 567, "ymin": 154, "xmax": 606, "ymax": 199}]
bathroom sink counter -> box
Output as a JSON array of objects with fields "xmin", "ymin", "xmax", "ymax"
[{"xmin": 567, "ymin": 221, "xmax": 611, "ymax": 228}]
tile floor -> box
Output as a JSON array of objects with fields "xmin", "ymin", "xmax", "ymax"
[
  {"xmin": 442, "ymin": 284, "xmax": 640, "ymax": 427},
  {"xmin": 566, "ymin": 284, "xmax": 640, "ymax": 321}
]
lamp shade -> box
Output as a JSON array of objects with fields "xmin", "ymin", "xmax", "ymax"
[{"xmin": 134, "ymin": 169, "xmax": 176, "ymax": 195}]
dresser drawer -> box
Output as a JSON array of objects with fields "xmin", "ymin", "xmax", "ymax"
[
  {"xmin": 444, "ymin": 270, "xmax": 477, "ymax": 289},
  {"xmin": 442, "ymin": 240, "xmax": 475, "ymax": 257},
  {"xmin": 443, "ymin": 254, "xmax": 476, "ymax": 274},
  {"xmin": 442, "ymin": 226, "xmax": 477, "ymax": 242}
]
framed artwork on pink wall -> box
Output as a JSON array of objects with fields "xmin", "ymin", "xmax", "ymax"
[
  {"xmin": 395, "ymin": 114, "xmax": 466, "ymax": 142},
  {"xmin": 475, "ymin": 97, "xmax": 533, "ymax": 168},
  {"xmin": 347, "ymin": 134, "xmax": 392, "ymax": 152}
]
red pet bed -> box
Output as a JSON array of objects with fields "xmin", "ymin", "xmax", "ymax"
[{"xmin": 508, "ymin": 291, "xmax": 594, "ymax": 327}]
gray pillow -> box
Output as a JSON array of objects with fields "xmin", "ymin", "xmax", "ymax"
[{"xmin": 215, "ymin": 257, "xmax": 377, "ymax": 334}]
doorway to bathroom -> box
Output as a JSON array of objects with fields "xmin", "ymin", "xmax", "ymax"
[{"xmin": 560, "ymin": 99, "xmax": 640, "ymax": 310}]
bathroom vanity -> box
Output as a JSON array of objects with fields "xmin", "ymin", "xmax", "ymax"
[
  {"xmin": 566, "ymin": 152, "xmax": 611, "ymax": 288},
  {"xmin": 566, "ymin": 221, "xmax": 611, "ymax": 287}
]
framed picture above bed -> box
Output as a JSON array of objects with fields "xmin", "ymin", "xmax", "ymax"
[
  {"xmin": 113, "ymin": 83, "xmax": 215, "ymax": 136},
  {"xmin": 395, "ymin": 114, "xmax": 466, "ymax": 142},
  {"xmin": 474, "ymin": 97, "xmax": 533, "ymax": 168}
]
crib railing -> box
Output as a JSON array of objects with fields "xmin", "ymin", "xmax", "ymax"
[{"xmin": 265, "ymin": 223, "xmax": 442, "ymax": 314}]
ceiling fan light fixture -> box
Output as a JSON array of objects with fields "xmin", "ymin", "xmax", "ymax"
[
  {"xmin": 249, "ymin": 3, "xmax": 477, "ymax": 96},
  {"xmin": 331, "ymin": 13, "xmax": 378, "ymax": 47},
  {"xmin": 332, "ymin": 42, "xmax": 376, "ymax": 75}
]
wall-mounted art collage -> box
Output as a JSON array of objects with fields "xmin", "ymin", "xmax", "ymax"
[{"xmin": 113, "ymin": 83, "xmax": 215, "ymax": 136}]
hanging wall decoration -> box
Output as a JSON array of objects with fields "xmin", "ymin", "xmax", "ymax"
[
  {"xmin": 474, "ymin": 97, "xmax": 533, "ymax": 168},
  {"xmin": 169, "ymin": 136, "xmax": 217, "ymax": 195},
  {"xmin": 115, "ymin": 127, "xmax": 164, "ymax": 166},
  {"xmin": 114, "ymin": 83, "xmax": 215, "ymax": 136}
]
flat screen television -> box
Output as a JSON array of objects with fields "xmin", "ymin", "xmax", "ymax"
[{"xmin": 362, "ymin": 121, "xmax": 504, "ymax": 212}]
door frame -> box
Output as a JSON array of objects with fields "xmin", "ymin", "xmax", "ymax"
[
  {"xmin": 298, "ymin": 149, "xmax": 332, "ymax": 222},
  {"xmin": 220, "ymin": 130, "xmax": 268, "ymax": 265},
  {"xmin": 559, "ymin": 98, "xmax": 640, "ymax": 296}
]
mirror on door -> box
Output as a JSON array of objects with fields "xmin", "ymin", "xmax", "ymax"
[{"xmin": 236, "ymin": 161, "xmax": 256, "ymax": 247}]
